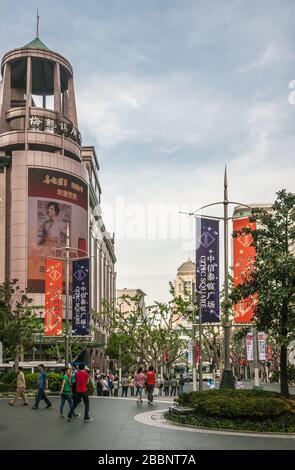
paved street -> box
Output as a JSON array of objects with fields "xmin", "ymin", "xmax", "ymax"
[
  {"xmin": 1, "ymin": 396, "xmax": 294, "ymax": 450},
  {"xmin": 184, "ymin": 381, "xmax": 295, "ymax": 394}
]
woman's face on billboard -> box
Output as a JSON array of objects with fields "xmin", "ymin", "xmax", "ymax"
[{"xmin": 47, "ymin": 204, "xmax": 57, "ymax": 219}]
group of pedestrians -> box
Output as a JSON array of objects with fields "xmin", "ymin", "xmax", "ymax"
[
  {"xmin": 95, "ymin": 371, "xmax": 116, "ymax": 396},
  {"xmin": 163, "ymin": 375, "xmax": 185, "ymax": 396},
  {"xmin": 8, "ymin": 363, "xmax": 93, "ymax": 422},
  {"xmin": 8, "ymin": 363, "xmax": 183, "ymax": 417},
  {"xmin": 134, "ymin": 366, "xmax": 156, "ymax": 405}
]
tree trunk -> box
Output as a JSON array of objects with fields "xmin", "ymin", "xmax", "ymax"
[
  {"xmin": 14, "ymin": 347, "xmax": 20, "ymax": 370},
  {"xmin": 280, "ymin": 300, "xmax": 289, "ymax": 397},
  {"xmin": 280, "ymin": 344, "xmax": 289, "ymax": 397}
]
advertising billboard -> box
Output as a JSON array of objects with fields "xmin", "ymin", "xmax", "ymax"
[
  {"xmin": 196, "ymin": 217, "xmax": 220, "ymax": 323},
  {"xmin": 28, "ymin": 168, "xmax": 88, "ymax": 293},
  {"xmin": 233, "ymin": 217, "xmax": 257, "ymax": 323},
  {"xmin": 44, "ymin": 259, "xmax": 63, "ymax": 336},
  {"xmin": 72, "ymin": 258, "xmax": 90, "ymax": 336}
]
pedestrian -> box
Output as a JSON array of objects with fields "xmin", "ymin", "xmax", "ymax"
[
  {"xmin": 164, "ymin": 376, "xmax": 170, "ymax": 396},
  {"xmin": 59, "ymin": 367, "xmax": 77, "ymax": 418},
  {"xmin": 107, "ymin": 375, "xmax": 114, "ymax": 396},
  {"xmin": 96, "ymin": 374, "xmax": 103, "ymax": 396},
  {"xmin": 156, "ymin": 376, "xmax": 164, "ymax": 396},
  {"xmin": 146, "ymin": 365, "xmax": 156, "ymax": 405},
  {"xmin": 113, "ymin": 375, "xmax": 119, "ymax": 397},
  {"xmin": 129, "ymin": 376, "xmax": 135, "ymax": 396},
  {"xmin": 67, "ymin": 364, "xmax": 93, "ymax": 422},
  {"xmin": 178, "ymin": 374, "xmax": 185, "ymax": 396},
  {"xmin": 121, "ymin": 376, "xmax": 129, "ymax": 397},
  {"xmin": 32, "ymin": 364, "xmax": 52, "ymax": 410},
  {"xmin": 170, "ymin": 376, "xmax": 177, "ymax": 396},
  {"xmin": 101, "ymin": 375, "xmax": 110, "ymax": 397},
  {"xmin": 9, "ymin": 367, "xmax": 28, "ymax": 406},
  {"xmin": 134, "ymin": 367, "xmax": 146, "ymax": 405}
]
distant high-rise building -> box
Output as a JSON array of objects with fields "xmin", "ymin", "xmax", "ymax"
[{"xmin": 116, "ymin": 288, "xmax": 146, "ymax": 316}]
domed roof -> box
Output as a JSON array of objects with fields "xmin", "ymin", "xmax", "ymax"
[
  {"xmin": 22, "ymin": 37, "xmax": 49, "ymax": 51},
  {"xmin": 177, "ymin": 259, "xmax": 196, "ymax": 274}
]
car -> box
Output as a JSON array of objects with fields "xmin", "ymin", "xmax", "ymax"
[{"xmin": 183, "ymin": 372, "xmax": 193, "ymax": 383}]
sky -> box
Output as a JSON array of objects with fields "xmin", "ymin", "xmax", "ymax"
[{"xmin": 1, "ymin": 0, "xmax": 295, "ymax": 305}]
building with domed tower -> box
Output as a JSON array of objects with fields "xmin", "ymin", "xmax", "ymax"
[
  {"xmin": 0, "ymin": 31, "xmax": 116, "ymax": 370},
  {"xmin": 174, "ymin": 258, "xmax": 196, "ymax": 299}
]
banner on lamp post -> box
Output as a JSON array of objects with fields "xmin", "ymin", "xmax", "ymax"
[
  {"xmin": 233, "ymin": 217, "xmax": 257, "ymax": 323},
  {"xmin": 246, "ymin": 333, "xmax": 254, "ymax": 361},
  {"xmin": 44, "ymin": 259, "xmax": 63, "ymax": 336},
  {"xmin": 196, "ymin": 217, "xmax": 219, "ymax": 323},
  {"xmin": 72, "ymin": 259, "xmax": 90, "ymax": 336},
  {"xmin": 258, "ymin": 332, "xmax": 266, "ymax": 361},
  {"xmin": 266, "ymin": 344, "xmax": 273, "ymax": 361}
]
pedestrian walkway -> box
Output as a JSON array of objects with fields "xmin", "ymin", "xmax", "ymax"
[{"xmin": 1, "ymin": 397, "xmax": 294, "ymax": 450}]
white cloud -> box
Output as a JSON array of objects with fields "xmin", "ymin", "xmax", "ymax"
[{"xmin": 77, "ymin": 72, "xmax": 245, "ymax": 148}]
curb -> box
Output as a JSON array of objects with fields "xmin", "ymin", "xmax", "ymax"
[{"xmin": 134, "ymin": 409, "xmax": 295, "ymax": 439}]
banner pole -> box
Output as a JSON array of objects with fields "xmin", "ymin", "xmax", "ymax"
[
  {"xmin": 220, "ymin": 165, "xmax": 235, "ymax": 389},
  {"xmin": 65, "ymin": 223, "xmax": 70, "ymax": 367}
]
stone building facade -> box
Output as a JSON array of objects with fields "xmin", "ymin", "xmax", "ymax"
[{"xmin": 0, "ymin": 36, "xmax": 115, "ymax": 370}]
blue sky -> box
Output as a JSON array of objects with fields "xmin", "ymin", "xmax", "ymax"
[{"xmin": 1, "ymin": 0, "xmax": 295, "ymax": 303}]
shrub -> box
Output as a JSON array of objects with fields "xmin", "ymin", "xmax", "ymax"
[
  {"xmin": 24, "ymin": 372, "xmax": 39, "ymax": 390},
  {"xmin": 0, "ymin": 382, "xmax": 16, "ymax": 392},
  {"xmin": 177, "ymin": 390, "xmax": 294, "ymax": 420},
  {"xmin": 87, "ymin": 380, "xmax": 94, "ymax": 396},
  {"xmin": 171, "ymin": 389, "xmax": 295, "ymax": 433},
  {"xmin": 48, "ymin": 373, "xmax": 63, "ymax": 392},
  {"xmin": 1, "ymin": 371, "xmax": 17, "ymax": 384}
]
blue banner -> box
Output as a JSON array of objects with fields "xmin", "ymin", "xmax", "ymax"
[
  {"xmin": 72, "ymin": 259, "xmax": 90, "ymax": 336},
  {"xmin": 196, "ymin": 217, "xmax": 219, "ymax": 323}
]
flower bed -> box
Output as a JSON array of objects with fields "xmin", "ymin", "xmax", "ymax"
[{"xmin": 164, "ymin": 390, "xmax": 295, "ymax": 433}]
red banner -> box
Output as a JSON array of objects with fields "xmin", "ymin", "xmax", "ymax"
[
  {"xmin": 233, "ymin": 217, "xmax": 257, "ymax": 323},
  {"xmin": 44, "ymin": 259, "xmax": 63, "ymax": 336}
]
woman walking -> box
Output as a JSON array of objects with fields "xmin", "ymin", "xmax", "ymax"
[{"xmin": 134, "ymin": 367, "xmax": 146, "ymax": 405}]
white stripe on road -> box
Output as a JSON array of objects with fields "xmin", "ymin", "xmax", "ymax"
[{"xmin": 134, "ymin": 409, "xmax": 295, "ymax": 439}]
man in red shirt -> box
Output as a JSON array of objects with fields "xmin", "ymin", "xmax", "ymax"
[
  {"xmin": 67, "ymin": 364, "xmax": 93, "ymax": 422},
  {"xmin": 146, "ymin": 365, "xmax": 156, "ymax": 405}
]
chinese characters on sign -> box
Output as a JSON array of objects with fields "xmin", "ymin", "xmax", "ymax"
[
  {"xmin": 246, "ymin": 333, "xmax": 254, "ymax": 361},
  {"xmin": 28, "ymin": 115, "xmax": 81, "ymax": 146},
  {"xmin": 27, "ymin": 168, "xmax": 88, "ymax": 293},
  {"xmin": 72, "ymin": 259, "xmax": 90, "ymax": 336},
  {"xmin": 196, "ymin": 217, "xmax": 220, "ymax": 323},
  {"xmin": 258, "ymin": 332, "xmax": 266, "ymax": 361},
  {"xmin": 44, "ymin": 259, "xmax": 63, "ymax": 336}
]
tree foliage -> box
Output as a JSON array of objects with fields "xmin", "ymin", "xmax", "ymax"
[
  {"xmin": 0, "ymin": 279, "xmax": 38, "ymax": 365},
  {"xmin": 230, "ymin": 190, "xmax": 295, "ymax": 396},
  {"xmin": 93, "ymin": 284, "xmax": 192, "ymax": 372}
]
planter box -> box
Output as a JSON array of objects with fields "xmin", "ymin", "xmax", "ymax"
[{"xmin": 168, "ymin": 406, "xmax": 195, "ymax": 418}]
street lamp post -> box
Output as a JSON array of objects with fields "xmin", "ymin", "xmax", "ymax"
[
  {"xmin": 39, "ymin": 311, "xmax": 42, "ymax": 361},
  {"xmin": 220, "ymin": 167, "xmax": 234, "ymax": 388},
  {"xmin": 180, "ymin": 165, "xmax": 254, "ymax": 389},
  {"xmin": 186, "ymin": 292, "xmax": 203, "ymax": 393},
  {"xmin": 65, "ymin": 223, "xmax": 70, "ymax": 367}
]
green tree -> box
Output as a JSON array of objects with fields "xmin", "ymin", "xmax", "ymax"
[
  {"xmin": 93, "ymin": 285, "xmax": 190, "ymax": 373},
  {"xmin": 230, "ymin": 190, "xmax": 295, "ymax": 397},
  {"xmin": 0, "ymin": 279, "xmax": 38, "ymax": 367},
  {"xmin": 105, "ymin": 332, "xmax": 134, "ymax": 370}
]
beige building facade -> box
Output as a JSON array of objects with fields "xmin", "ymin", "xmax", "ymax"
[{"xmin": 0, "ymin": 35, "xmax": 115, "ymax": 369}]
